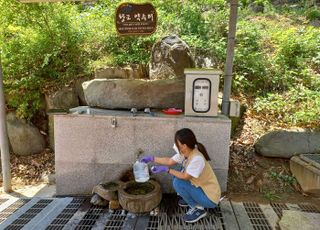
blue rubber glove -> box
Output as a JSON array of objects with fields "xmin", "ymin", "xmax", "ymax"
[
  {"xmin": 140, "ymin": 155, "xmax": 154, "ymax": 163},
  {"xmin": 151, "ymin": 165, "xmax": 169, "ymax": 173}
]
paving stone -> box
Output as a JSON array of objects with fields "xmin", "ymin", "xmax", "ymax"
[{"xmin": 279, "ymin": 210, "xmax": 320, "ymax": 230}]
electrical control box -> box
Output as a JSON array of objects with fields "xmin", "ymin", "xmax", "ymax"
[{"xmin": 184, "ymin": 69, "xmax": 221, "ymax": 117}]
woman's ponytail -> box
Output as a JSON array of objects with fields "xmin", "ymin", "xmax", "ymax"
[{"xmin": 197, "ymin": 142, "xmax": 211, "ymax": 161}]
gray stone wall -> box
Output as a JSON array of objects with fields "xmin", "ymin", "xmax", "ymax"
[{"xmin": 55, "ymin": 110, "xmax": 231, "ymax": 195}]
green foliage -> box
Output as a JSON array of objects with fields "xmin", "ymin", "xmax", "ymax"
[
  {"xmin": 0, "ymin": 0, "xmax": 88, "ymax": 119},
  {"xmin": 234, "ymin": 9, "xmax": 320, "ymax": 127},
  {"xmin": 0, "ymin": 0, "xmax": 319, "ymax": 127},
  {"xmin": 233, "ymin": 21, "xmax": 268, "ymax": 92},
  {"xmin": 239, "ymin": 0, "xmax": 271, "ymax": 8},
  {"xmin": 306, "ymin": 8, "xmax": 320, "ymax": 20},
  {"xmin": 254, "ymin": 85, "xmax": 320, "ymax": 126},
  {"xmin": 270, "ymin": 171, "xmax": 296, "ymax": 185},
  {"xmin": 262, "ymin": 189, "xmax": 280, "ymax": 201},
  {"xmin": 5, "ymin": 75, "xmax": 44, "ymax": 120}
]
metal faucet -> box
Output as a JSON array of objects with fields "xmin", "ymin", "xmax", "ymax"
[
  {"xmin": 130, "ymin": 108, "xmax": 137, "ymax": 117},
  {"xmin": 144, "ymin": 107, "xmax": 155, "ymax": 117},
  {"xmin": 134, "ymin": 148, "xmax": 144, "ymax": 161}
]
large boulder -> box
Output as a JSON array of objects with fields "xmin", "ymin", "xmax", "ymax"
[
  {"xmin": 82, "ymin": 79, "xmax": 184, "ymax": 109},
  {"xmin": 6, "ymin": 113, "xmax": 45, "ymax": 156},
  {"xmin": 149, "ymin": 35, "xmax": 195, "ymax": 80},
  {"xmin": 45, "ymin": 87, "xmax": 79, "ymax": 110},
  {"xmin": 95, "ymin": 64, "xmax": 148, "ymax": 79},
  {"xmin": 255, "ymin": 131, "xmax": 320, "ymax": 158},
  {"xmin": 74, "ymin": 78, "xmax": 88, "ymax": 106}
]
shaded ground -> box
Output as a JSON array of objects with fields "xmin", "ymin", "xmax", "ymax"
[
  {"xmin": 0, "ymin": 148, "xmax": 54, "ymax": 191},
  {"xmin": 227, "ymin": 108, "xmax": 320, "ymax": 206}
]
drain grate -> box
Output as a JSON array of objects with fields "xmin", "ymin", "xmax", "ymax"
[
  {"xmin": 0, "ymin": 199, "xmax": 30, "ymax": 224},
  {"xmin": 270, "ymin": 203, "xmax": 289, "ymax": 218},
  {"xmin": 5, "ymin": 199, "xmax": 53, "ymax": 230},
  {"xmin": 212, "ymin": 206, "xmax": 226, "ymax": 230},
  {"xmin": 243, "ymin": 202, "xmax": 272, "ymax": 230},
  {"xmin": 298, "ymin": 204, "xmax": 320, "ymax": 213},
  {"xmin": 146, "ymin": 215, "xmax": 159, "ymax": 230},
  {"xmin": 74, "ymin": 205, "xmax": 105, "ymax": 230},
  {"xmin": 104, "ymin": 209, "xmax": 127, "ymax": 230},
  {"xmin": 149, "ymin": 195, "xmax": 224, "ymax": 230},
  {"xmin": 46, "ymin": 198, "xmax": 85, "ymax": 230}
]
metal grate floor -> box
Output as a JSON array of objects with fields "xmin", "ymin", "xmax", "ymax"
[
  {"xmin": 243, "ymin": 202, "xmax": 272, "ymax": 230},
  {"xmin": 4, "ymin": 199, "xmax": 53, "ymax": 230},
  {"xmin": 0, "ymin": 199, "xmax": 8, "ymax": 206},
  {"xmin": 74, "ymin": 205, "xmax": 105, "ymax": 230},
  {"xmin": 298, "ymin": 203, "xmax": 320, "ymax": 213},
  {"xmin": 151, "ymin": 195, "xmax": 224, "ymax": 230},
  {"xmin": 270, "ymin": 202, "xmax": 289, "ymax": 218},
  {"xmin": 0, "ymin": 196, "xmax": 319, "ymax": 229},
  {"xmin": 46, "ymin": 198, "xmax": 85, "ymax": 230},
  {"xmin": 104, "ymin": 209, "xmax": 127, "ymax": 230},
  {"xmin": 0, "ymin": 199, "xmax": 30, "ymax": 224}
]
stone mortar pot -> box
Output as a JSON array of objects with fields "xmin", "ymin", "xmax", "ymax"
[
  {"xmin": 92, "ymin": 181, "xmax": 122, "ymax": 201},
  {"xmin": 118, "ymin": 180, "xmax": 162, "ymax": 213}
]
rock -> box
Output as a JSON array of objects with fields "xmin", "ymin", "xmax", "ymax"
[
  {"xmin": 83, "ymin": 79, "xmax": 185, "ymax": 109},
  {"xmin": 45, "ymin": 87, "xmax": 79, "ymax": 110},
  {"xmin": 195, "ymin": 55, "xmax": 215, "ymax": 68},
  {"xmin": 255, "ymin": 131, "xmax": 320, "ymax": 158},
  {"xmin": 92, "ymin": 182, "xmax": 119, "ymax": 201},
  {"xmin": 6, "ymin": 113, "xmax": 45, "ymax": 156},
  {"xmin": 249, "ymin": 2, "xmax": 264, "ymax": 13},
  {"xmin": 149, "ymin": 35, "xmax": 195, "ymax": 79},
  {"xmin": 95, "ymin": 64, "xmax": 148, "ymax": 79},
  {"xmin": 109, "ymin": 200, "xmax": 121, "ymax": 210},
  {"xmin": 75, "ymin": 78, "xmax": 88, "ymax": 106},
  {"xmin": 279, "ymin": 210, "xmax": 320, "ymax": 230},
  {"xmin": 90, "ymin": 193, "xmax": 108, "ymax": 206}
]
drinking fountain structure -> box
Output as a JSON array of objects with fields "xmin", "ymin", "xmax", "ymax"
[{"xmin": 54, "ymin": 70, "xmax": 231, "ymax": 196}]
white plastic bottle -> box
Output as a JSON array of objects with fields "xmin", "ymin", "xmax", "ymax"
[{"xmin": 133, "ymin": 160, "xmax": 150, "ymax": 183}]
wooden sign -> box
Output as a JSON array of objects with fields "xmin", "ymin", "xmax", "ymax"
[{"xmin": 115, "ymin": 2, "xmax": 157, "ymax": 36}]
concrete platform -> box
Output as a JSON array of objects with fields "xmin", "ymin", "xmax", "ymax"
[
  {"xmin": 290, "ymin": 154, "xmax": 320, "ymax": 194},
  {"xmin": 54, "ymin": 108, "xmax": 231, "ymax": 196},
  {"xmin": 0, "ymin": 196, "xmax": 319, "ymax": 229}
]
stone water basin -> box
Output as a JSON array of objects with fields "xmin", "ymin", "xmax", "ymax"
[{"xmin": 118, "ymin": 180, "xmax": 162, "ymax": 213}]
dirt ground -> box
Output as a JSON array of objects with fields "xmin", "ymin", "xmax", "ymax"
[
  {"xmin": 0, "ymin": 148, "xmax": 54, "ymax": 191},
  {"xmin": 227, "ymin": 110, "xmax": 320, "ymax": 208}
]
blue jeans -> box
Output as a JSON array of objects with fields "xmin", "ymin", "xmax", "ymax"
[{"xmin": 172, "ymin": 177, "xmax": 217, "ymax": 209}]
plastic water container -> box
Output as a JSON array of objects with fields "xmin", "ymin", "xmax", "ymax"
[{"xmin": 133, "ymin": 160, "xmax": 150, "ymax": 183}]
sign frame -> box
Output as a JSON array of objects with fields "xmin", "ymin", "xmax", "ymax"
[{"xmin": 115, "ymin": 2, "xmax": 157, "ymax": 36}]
